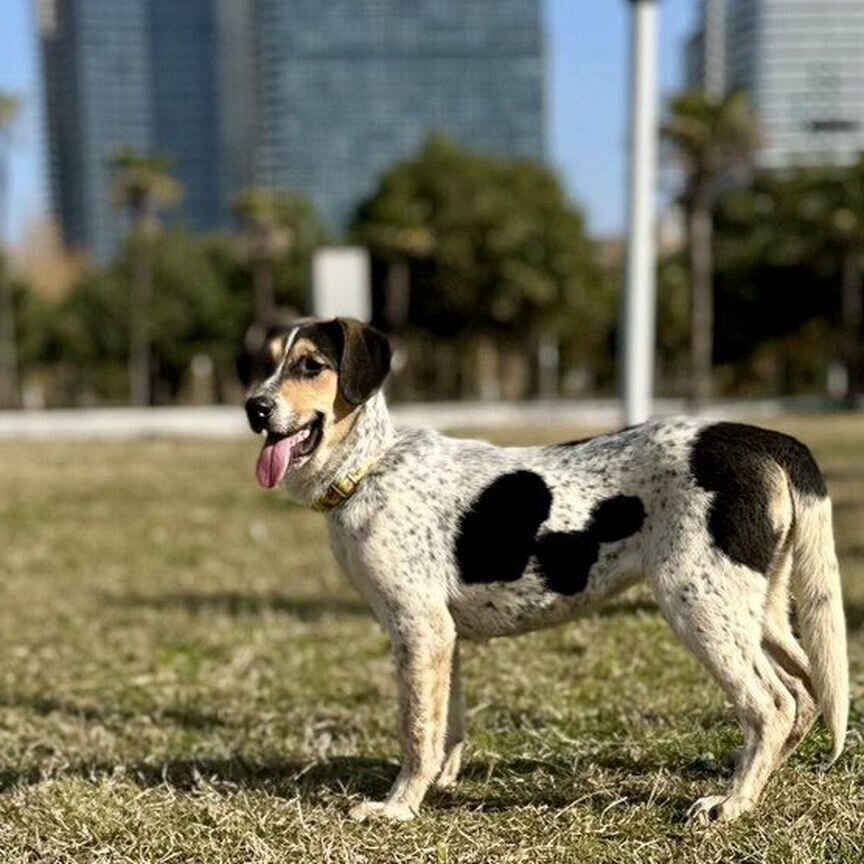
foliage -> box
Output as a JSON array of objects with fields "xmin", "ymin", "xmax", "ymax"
[
  {"xmin": 35, "ymin": 230, "xmax": 249, "ymax": 403},
  {"xmin": 110, "ymin": 149, "xmax": 184, "ymax": 227},
  {"xmin": 661, "ymin": 88, "xmax": 759, "ymax": 404},
  {"xmin": 711, "ymin": 165, "xmax": 864, "ymax": 393},
  {"xmin": 353, "ymin": 134, "xmax": 612, "ymax": 351},
  {"xmin": 234, "ymin": 187, "xmax": 329, "ymax": 313},
  {"xmin": 662, "ymin": 89, "xmax": 759, "ymax": 205}
]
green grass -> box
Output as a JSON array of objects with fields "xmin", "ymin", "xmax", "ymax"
[{"xmin": 0, "ymin": 416, "xmax": 862, "ymax": 863}]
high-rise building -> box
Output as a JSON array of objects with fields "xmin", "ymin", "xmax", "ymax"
[
  {"xmin": 684, "ymin": 0, "xmax": 728, "ymax": 97},
  {"xmin": 255, "ymin": 0, "xmax": 545, "ymax": 228},
  {"xmin": 39, "ymin": 0, "xmax": 153, "ymax": 262},
  {"xmin": 40, "ymin": 0, "xmax": 545, "ymax": 259},
  {"xmin": 38, "ymin": 0, "xmax": 254, "ymax": 262},
  {"xmin": 685, "ymin": 0, "xmax": 864, "ymax": 169}
]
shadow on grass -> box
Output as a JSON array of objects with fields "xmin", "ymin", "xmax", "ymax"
[
  {"xmin": 108, "ymin": 591, "xmax": 370, "ymax": 621},
  {"xmin": 0, "ymin": 749, "xmax": 713, "ymax": 817},
  {"xmin": 111, "ymin": 590, "xmax": 659, "ymax": 623},
  {"xmin": 0, "ymin": 693, "xmax": 227, "ymax": 732}
]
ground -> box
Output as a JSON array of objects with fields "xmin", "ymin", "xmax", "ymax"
[{"xmin": 0, "ymin": 415, "xmax": 862, "ymax": 863}]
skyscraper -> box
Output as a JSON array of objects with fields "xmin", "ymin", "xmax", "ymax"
[
  {"xmin": 38, "ymin": 0, "xmax": 254, "ymax": 261},
  {"xmin": 39, "ymin": 0, "xmax": 153, "ymax": 262},
  {"xmin": 685, "ymin": 0, "xmax": 864, "ymax": 169},
  {"xmin": 40, "ymin": 0, "xmax": 546, "ymax": 259},
  {"xmin": 255, "ymin": 0, "xmax": 545, "ymax": 228}
]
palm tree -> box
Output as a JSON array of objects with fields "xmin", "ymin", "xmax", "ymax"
[
  {"xmin": 663, "ymin": 89, "xmax": 758, "ymax": 406},
  {"xmin": 0, "ymin": 92, "xmax": 21, "ymax": 408},
  {"xmin": 110, "ymin": 149, "xmax": 182, "ymax": 405},
  {"xmin": 234, "ymin": 188, "xmax": 293, "ymax": 327}
]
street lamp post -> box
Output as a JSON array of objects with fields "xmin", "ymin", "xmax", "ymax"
[{"xmin": 621, "ymin": 0, "xmax": 659, "ymax": 426}]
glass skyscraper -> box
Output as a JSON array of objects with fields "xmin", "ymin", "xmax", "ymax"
[
  {"xmin": 255, "ymin": 0, "xmax": 545, "ymax": 228},
  {"xmin": 38, "ymin": 0, "xmax": 254, "ymax": 262},
  {"xmin": 39, "ymin": 0, "xmax": 153, "ymax": 261},
  {"xmin": 686, "ymin": 0, "xmax": 864, "ymax": 169},
  {"xmin": 40, "ymin": 0, "xmax": 545, "ymax": 258}
]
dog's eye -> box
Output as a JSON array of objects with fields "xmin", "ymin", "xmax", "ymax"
[{"xmin": 296, "ymin": 356, "xmax": 327, "ymax": 377}]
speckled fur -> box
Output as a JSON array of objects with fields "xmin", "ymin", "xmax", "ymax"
[{"xmin": 246, "ymin": 319, "xmax": 848, "ymax": 826}]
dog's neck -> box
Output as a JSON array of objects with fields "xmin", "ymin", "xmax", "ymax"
[{"xmin": 286, "ymin": 391, "xmax": 395, "ymax": 508}]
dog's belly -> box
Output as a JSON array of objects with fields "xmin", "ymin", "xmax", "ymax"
[{"xmin": 448, "ymin": 549, "xmax": 642, "ymax": 640}]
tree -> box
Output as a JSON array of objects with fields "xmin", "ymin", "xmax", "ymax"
[
  {"xmin": 791, "ymin": 161, "xmax": 864, "ymax": 400},
  {"xmin": 234, "ymin": 188, "xmax": 325, "ymax": 325},
  {"xmin": 663, "ymin": 89, "xmax": 758, "ymax": 406},
  {"xmin": 710, "ymin": 167, "xmax": 863, "ymax": 397},
  {"xmin": 110, "ymin": 149, "xmax": 183, "ymax": 405},
  {"xmin": 352, "ymin": 134, "xmax": 611, "ymax": 397},
  {"xmin": 0, "ymin": 92, "xmax": 21, "ymax": 408}
]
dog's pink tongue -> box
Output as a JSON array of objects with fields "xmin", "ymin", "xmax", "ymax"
[{"xmin": 256, "ymin": 435, "xmax": 297, "ymax": 489}]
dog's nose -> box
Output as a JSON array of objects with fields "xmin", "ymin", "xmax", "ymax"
[{"xmin": 245, "ymin": 395, "xmax": 274, "ymax": 432}]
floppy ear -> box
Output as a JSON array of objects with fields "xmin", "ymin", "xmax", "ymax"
[{"xmin": 333, "ymin": 318, "xmax": 392, "ymax": 405}]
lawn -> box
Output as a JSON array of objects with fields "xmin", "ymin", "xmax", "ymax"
[{"xmin": 0, "ymin": 416, "xmax": 862, "ymax": 863}]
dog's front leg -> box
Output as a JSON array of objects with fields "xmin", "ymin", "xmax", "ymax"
[
  {"xmin": 350, "ymin": 614, "xmax": 455, "ymax": 822},
  {"xmin": 435, "ymin": 642, "xmax": 465, "ymax": 789}
]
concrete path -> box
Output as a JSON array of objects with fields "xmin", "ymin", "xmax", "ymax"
[{"xmin": 0, "ymin": 397, "xmax": 816, "ymax": 441}]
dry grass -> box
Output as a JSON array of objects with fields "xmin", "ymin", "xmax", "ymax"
[{"xmin": 0, "ymin": 415, "xmax": 862, "ymax": 863}]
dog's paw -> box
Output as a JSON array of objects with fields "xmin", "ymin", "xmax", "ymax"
[
  {"xmin": 687, "ymin": 794, "xmax": 754, "ymax": 825},
  {"xmin": 348, "ymin": 799, "xmax": 416, "ymax": 823},
  {"xmin": 435, "ymin": 742, "xmax": 464, "ymax": 790}
]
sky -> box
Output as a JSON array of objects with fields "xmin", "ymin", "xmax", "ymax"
[{"xmin": 0, "ymin": 0, "xmax": 698, "ymax": 245}]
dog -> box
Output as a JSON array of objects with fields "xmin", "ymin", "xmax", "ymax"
[{"xmin": 244, "ymin": 316, "xmax": 848, "ymax": 824}]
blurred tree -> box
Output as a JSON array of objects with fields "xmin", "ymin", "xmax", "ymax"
[
  {"xmin": 663, "ymin": 89, "xmax": 758, "ymax": 406},
  {"xmin": 110, "ymin": 149, "xmax": 183, "ymax": 405},
  {"xmin": 790, "ymin": 161, "xmax": 864, "ymax": 400},
  {"xmin": 711, "ymin": 165, "xmax": 864, "ymax": 398},
  {"xmin": 50, "ymin": 230, "xmax": 247, "ymax": 404},
  {"xmin": 234, "ymin": 188, "xmax": 325, "ymax": 324},
  {"xmin": 353, "ymin": 134, "xmax": 611, "ymax": 396},
  {"xmin": 0, "ymin": 91, "xmax": 21, "ymax": 408}
]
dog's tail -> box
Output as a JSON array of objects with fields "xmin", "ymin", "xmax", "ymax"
[{"xmin": 791, "ymin": 491, "xmax": 848, "ymax": 764}]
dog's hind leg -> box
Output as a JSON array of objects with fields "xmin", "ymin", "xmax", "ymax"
[
  {"xmin": 762, "ymin": 549, "xmax": 819, "ymax": 761},
  {"xmin": 350, "ymin": 607, "xmax": 456, "ymax": 822},
  {"xmin": 435, "ymin": 642, "xmax": 465, "ymax": 789},
  {"xmin": 651, "ymin": 563, "xmax": 796, "ymax": 824}
]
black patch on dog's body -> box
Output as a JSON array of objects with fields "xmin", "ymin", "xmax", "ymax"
[
  {"xmin": 455, "ymin": 471, "xmax": 552, "ymax": 585},
  {"xmin": 536, "ymin": 496, "xmax": 646, "ymax": 595},
  {"xmin": 456, "ymin": 471, "xmax": 645, "ymax": 595},
  {"xmin": 690, "ymin": 422, "xmax": 827, "ymax": 573}
]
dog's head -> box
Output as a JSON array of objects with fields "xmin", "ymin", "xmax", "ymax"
[{"xmin": 244, "ymin": 317, "xmax": 392, "ymax": 489}]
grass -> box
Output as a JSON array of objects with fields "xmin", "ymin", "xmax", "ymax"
[{"xmin": 0, "ymin": 415, "xmax": 862, "ymax": 863}]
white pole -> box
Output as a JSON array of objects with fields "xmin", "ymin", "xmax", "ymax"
[{"xmin": 621, "ymin": 0, "xmax": 659, "ymax": 426}]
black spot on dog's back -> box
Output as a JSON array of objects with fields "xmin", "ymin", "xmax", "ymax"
[
  {"xmin": 537, "ymin": 495, "xmax": 645, "ymax": 595},
  {"xmin": 455, "ymin": 471, "xmax": 552, "ymax": 585},
  {"xmin": 690, "ymin": 422, "xmax": 827, "ymax": 573},
  {"xmin": 591, "ymin": 496, "xmax": 647, "ymax": 542}
]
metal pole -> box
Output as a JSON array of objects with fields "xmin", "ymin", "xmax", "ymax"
[{"xmin": 621, "ymin": 0, "xmax": 659, "ymax": 426}]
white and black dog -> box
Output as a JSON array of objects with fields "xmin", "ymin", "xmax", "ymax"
[{"xmin": 244, "ymin": 317, "xmax": 848, "ymax": 824}]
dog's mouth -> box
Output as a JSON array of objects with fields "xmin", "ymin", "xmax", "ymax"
[{"xmin": 255, "ymin": 414, "xmax": 324, "ymax": 489}]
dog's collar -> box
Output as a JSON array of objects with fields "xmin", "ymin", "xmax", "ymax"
[{"xmin": 312, "ymin": 456, "xmax": 380, "ymax": 513}]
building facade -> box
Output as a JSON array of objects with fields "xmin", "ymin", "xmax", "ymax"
[
  {"xmin": 38, "ymin": 0, "xmax": 254, "ymax": 261},
  {"xmin": 685, "ymin": 0, "xmax": 864, "ymax": 169},
  {"xmin": 255, "ymin": 0, "xmax": 545, "ymax": 228},
  {"xmin": 40, "ymin": 0, "xmax": 545, "ymax": 259}
]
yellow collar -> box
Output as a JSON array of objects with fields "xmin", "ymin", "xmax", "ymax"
[{"xmin": 312, "ymin": 456, "xmax": 380, "ymax": 513}]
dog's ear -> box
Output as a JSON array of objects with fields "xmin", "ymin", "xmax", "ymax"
[{"xmin": 331, "ymin": 318, "xmax": 392, "ymax": 406}]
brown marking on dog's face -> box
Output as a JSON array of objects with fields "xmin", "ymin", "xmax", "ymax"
[{"xmin": 277, "ymin": 336, "xmax": 341, "ymax": 422}]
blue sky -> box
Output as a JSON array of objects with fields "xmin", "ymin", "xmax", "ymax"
[{"xmin": 0, "ymin": 0, "xmax": 697, "ymax": 244}]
